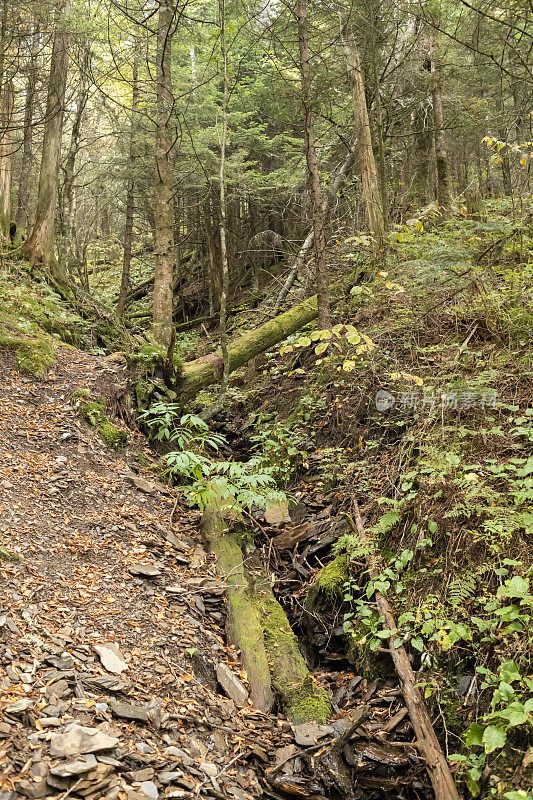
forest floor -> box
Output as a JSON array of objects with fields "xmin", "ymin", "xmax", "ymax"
[{"xmin": 0, "ymin": 343, "xmax": 428, "ymax": 800}]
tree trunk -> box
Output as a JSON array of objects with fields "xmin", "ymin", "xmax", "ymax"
[
  {"xmin": 429, "ymin": 36, "xmax": 451, "ymax": 218},
  {"xmin": 178, "ymin": 295, "xmax": 318, "ymax": 402},
  {"xmin": 341, "ymin": 22, "xmax": 384, "ymax": 253},
  {"xmin": 61, "ymin": 44, "xmax": 90, "ymax": 257},
  {"xmin": 152, "ymin": 0, "xmax": 176, "ymax": 348},
  {"xmin": 22, "ymin": 0, "xmax": 71, "ymax": 280},
  {"xmin": 217, "ymin": 0, "xmax": 230, "ymax": 388},
  {"xmin": 16, "ymin": 28, "xmax": 39, "ymax": 234},
  {"xmin": 117, "ymin": 41, "xmax": 140, "ymax": 318},
  {"xmin": 0, "ymin": 78, "xmax": 13, "ymax": 240},
  {"xmin": 350, "ymin": 503, "xmax": 461, "ymax": 800},
  {"xmin": 203, "ymin": 507, "xmax": 330, "ymax": 722},
  {"xmin": 296, "ymin": 0, "xmax": 330, "ymax": 328}
]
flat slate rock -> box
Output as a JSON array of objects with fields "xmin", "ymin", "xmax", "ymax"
[
  {"xmin": 292, "ymin": 722, "xmax": 334, "ymax": 747},
  {"xmin": 93, "ymin": 642, "xmax": 128, "ymax": 674},
  {"xmin": 49, "ymin": 724, "xmax": 119, "ymax": 757},
  {"xmin": 50, "ymin": 754, "xmax": 97, "ymax": 777},
  {"xmin": 216, "ymin": 662, "xmax": 248, "ymax": 707},
  {"xmin": 128, "ymin": 564, "xmax": 161, "ymax": 578},
  {"xmin": 109, "ymin": 701, "xmax": 149, "ymax": 724}
]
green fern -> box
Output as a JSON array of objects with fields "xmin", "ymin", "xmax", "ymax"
[{"xmin": 447, "ymin": 573, "xmax": 477, "ymax": 608}]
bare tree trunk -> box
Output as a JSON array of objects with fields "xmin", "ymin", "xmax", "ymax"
[
  {"xmin": 16, "ymin": 29, "xmax": 39, "ymax": 233},
  {"xmin": 429, "ymin": 35, "xmax": 451, "ymax": 218},
  {"xmin": 22, "ymin": 0, "xmax": 71, "ymax": 280},
  {"xmin": 296, "ymin": 0, "xmax": 330, "ymax": 328},
  {"xmin": 341, "ymin": 22, "xmax": 384, "ymax": 253},
  {"xmin": 117, "ymin": 41, "xmax": 140, "ymax": 318},
  {"xmin": 61, "ymin": 44, "xmax": 90, "ymax": 255},
  {"xmin": 152, "ymin": 0, "xmax": 176, "ymax": 348},
  {"xmin": 217, "ymin": 0, "xmax": 230, "ymax": 388},
  {"xmin": 0, "ymin": 78, "xmax": 13, "ymax": 240}
]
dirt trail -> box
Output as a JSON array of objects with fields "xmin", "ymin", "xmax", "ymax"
[{"xmin": 0, "ymin": 346, "xmax": 283, "ymax": 800}]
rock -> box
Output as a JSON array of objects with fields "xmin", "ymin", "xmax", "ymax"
[
  {"xmin": 200, "ymin": 763, "xmax": 218, "ymax": 777},
  {"xmin": 4, "ymin": 698, "xmax": 32, "ymax": 714},
  {"xmin": 264, "ymin": 502, "xmax": 289, "ymax": 525},
  {"xmin": 17, "ymin": 780, "xmax": 49, "ymax": 799},
  {"xmin": 93, "ymin": 643, "xmax": 128, "ymax": 674},
  {"xmin": 136, "ymin": 742, "xmax": 154, "ymax": 754},
  {"xmin": 127, "ymin": 475, "xmax": 156, "ymax": 494},
  {"xmin": 216, "ymin": 663, "xmax": 248, "ymax": 707},
  {"xmin": 163, "ymin": 530, "xmax": 188, "ymax": 550},
  {"xmin": 50, "ymin": 754, "xmax": 98, "ymax": 777},
  {"xmin": 128, "ymin": 769, "xmax": 155, "ymax": 781},
  {"xmin": 456, "ymin": 675, "xmax": 473, "ymax": 697},
  {"xmin": 84, "ymin": 675, "xmax": 125, "ymax": 692},
  {"xmin": 45, "ymin": 679, "xmax": 71, "ymax": 699},
  {"xmin": 163, "ymin": 747, "xmax": 194, "ymax": 766},
  {"xmin": 109, "ymin": 701, "xmax": 149, "ymax": 724},
  {"xmin": 292, "ymin": 722, "xmax": 334, "ymax": 747},
  {"xmin": 139, "ymin": 781, "xmax": 159, "ymax": 800},
  {"xmin": 128, "ymin": 564, "xmax": 161, "ymax": 578},
  {"xmin": 39, "ymin": 717, "xmax": 62, "ymax": 727},
  {"xmin": 159, "ymin": 772, "xmax": 183, "ymax": 785},
  {"xmin": 49, "ymin": 724, "xmax": 119, "ymax": 757}
]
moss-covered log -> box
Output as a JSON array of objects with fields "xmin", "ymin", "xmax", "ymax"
[
  {"xmin": 178, "ymin": 295, "xmax": 318, "ymax": 401},
  {"xmin": 202, "ymin": 506, "xmax": 331, "ymax": 722}
]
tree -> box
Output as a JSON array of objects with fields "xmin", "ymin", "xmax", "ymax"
[
  {"xmin": 22, "ymin": 0, "xmax": 72, "ymax": 279},
  {"xmin": 296, "ymin": 0, "xmax": 330, "ymax": 328},
  {"xmin": 152, "ymin": 0, "xmax": 176, "ymax": 347}
]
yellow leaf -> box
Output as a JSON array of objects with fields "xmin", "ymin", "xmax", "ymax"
[
  {"xmin": 520, "ymin": 156, "xmax": 527, "ymax": 166},
  {"xmin": 332, "ymin": 324, "xmax": 343, "ymax": 334},
  {"xmin": 297, "ymin": 336, "xmax": 311, "ymax": 347},
  {"xmin": 319, "ymin": 330, "xmax": 332, "ymax": 340},
  {"xmin": 342, "ymin": 360, "xmax": 355, "ymax": 372},
  {"xmin": 378, "ymin": 270, "xmax": 389, "ymax": 277},
  {"xmin": 315, "ymin": 342, "xmax": 328, "ymax": 355}
]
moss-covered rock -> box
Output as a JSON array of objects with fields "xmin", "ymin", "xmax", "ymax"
[
  {"xmin": 0, "ymin": 545, "xmax": 22, "ymax": 563},
  {"xmin": 317, "ymin": 554, "xmax": 348, "ymax": 599},
  {"xmin": 98, "ymin": 420, "xmax": 128, "ymax": 448},
  {"xmin": 74, "ymin": 391, "xmax": 127, "ymax": 448},
  {"xmin": 0, "ymin": 333, "xmax": 55, "ymax": 376}
]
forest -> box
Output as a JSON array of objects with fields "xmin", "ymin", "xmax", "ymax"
[{"xmin": 0, "ymin": 0, "xmax": 531, "ymax": 799}]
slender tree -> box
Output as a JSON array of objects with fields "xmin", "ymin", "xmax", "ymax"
[
  {"xmin": 296, "ymin": 0, "xmax": 330, "ymax": 328},
  {"xmin": 23, "ymin": 0, "xmax": 72, "ymax": 279},
  {"xmin": 16, "ymin": 27, "xmax": 39, "ymax": 233},
  {"xmin": 152, "ymin": 0, "xmax": 176, "ymax": 347},
  {"xmin": 217, "ymin": 0, "xmax": 230, "ymax": 387}
]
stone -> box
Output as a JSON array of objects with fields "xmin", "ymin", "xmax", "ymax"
[
  {"xmin": 159, "ymin": 772, "xmax": 183, "ymax": 785},
  {"xmin": 109, "ymin": 701, "xmax": 149, "ymax": 724},
  {"xmin": 17, "ymin": 780, "xmax": 49, "ymax": 799},
  {"xmin": 4, "ymin": 698, "xmax": 32, "ymax": 714},
  {"xmin": 127, "ymin": 475, "xmax": 156, "ymax": 494},
  {"xmin": 264, "ymin": 502, "xmax": 289, "ymax": 525},
  {"xmin": 84, "ymin": 675, "xmax": 125, "ymax": 692},
  {"xmin": 38, "ymin": 717, "xmax": 62, "ymax": 727},
  {"xmin": 136, "ymin": 742, "xmax": 154, "ymax": 754},
  {"xmin": 292, "ymin": 722, "xmax": 334, "ymax": 747},
  {"xmin": 50, "ymin": 754, "xmax": 98, "ymax": 777},
  {"xmin": 216, "ymin": 663, "xmax": 248, "ymax": 707},
  {"xmin": 163, "ymin": 747, "xmax": 194, "ymax": 766},
  {"xmin": 200, "ymin": 763, "xmax": 218, "ymax": 777},
  {"xmin": 128, "ymin": 769, "xmax": 154, "ymax": 781},
  {"xmin": 49, "ymin": 725, "xmax": 119, "ymax": 757},
  {"xmin": 139, "ymin": 781, "xmax": 158, "ymax": 800},
  {"xmin": 128, "ymin": 565, "xmax": 161, "ymax": 578},
  {"xmin": 45, "ymin": 679, "xmax": 71, "ymax": 699},
  {"xmin": 93, "ymin": 643, "xmax": 128, "ymax": 674}
]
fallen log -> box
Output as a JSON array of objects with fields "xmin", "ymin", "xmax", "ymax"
[
  {"xmin": 178, "ymin": 294, "xmax": 318, "ymax": 402},
  {"xmin": 349, "ymin": 503, "xmax": 461, "ymax": 800},
  {"xmin": 202, "ymin": 504, "xmax": 331, "ymax": 722}
]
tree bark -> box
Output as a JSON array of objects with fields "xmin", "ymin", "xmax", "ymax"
[
  {"xmin": 429, "ymin": 35, "xmax": 451, "ymax": 218},
  {"xmin": 178, "ymin": 295, "xmax": 318, "ymax": 401},
  {"xmin": 217, "ymin": 0, "xmax": 230, "ymax": 388},
  {"xmin": 0, "ymin": 77, "xmax": 13, "ymax": 240},
  {"xmin": 341, "ymin": 22, "xmax": 384, "ymax": 253},
  {"xmin": 152, "ymin": 0, "xmax": 176, "ymax": 348},
  {"xmin": 22, "ymin": 0, "xmax": 71, "ymax": 280},
  {"xmin": 350, "ymin": 503, "xmax": 461, "ymax": 800},
  {"xmin": 203, "ymin": 507, "xmax": 330, "ymax": 722},
  {"xmin": 296, "ymin": 0, "xmax": 330, "ymax": 328},
  {"xmin": 117, "ymin": 40, "xmax": 140, "ymax": 318},
  {"xmin": 16, "ymin": 28, "xmax": 39, "ymax": 233}
]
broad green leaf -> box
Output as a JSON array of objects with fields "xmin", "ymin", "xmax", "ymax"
[
  {"xmin": 482, "ymin": 725, "xmax": 506, "ymax": 753},
  {"xmin": 465, "ymin": 723, "xmax": 484, "ymax": 746}
]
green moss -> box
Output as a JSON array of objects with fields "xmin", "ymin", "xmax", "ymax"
[
  {"xmin": 137, "ymin": 452, "xmax": 151, "ymax": 467},
  {"xmin": 78, "ymin": 398, "xmax": 106, "ymax": 426},
  {"xmin": 318, "ymin": 554, "xmax": 348, "ymax": 599},
  {"xmin": 0, "ymin": 545, "xmax": 21, "ymax": 563},
  {"xmin": 98, "ymin": 420, "xmax": 128, "ymax": 448},
  {"xmin": 0, "ymin": 333, "xmax": 55, "ymax": 376},
  {"xmin": 285, "ymin": 681, "xmax": 332, "ymax": 724}
]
